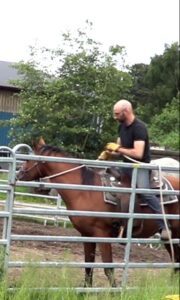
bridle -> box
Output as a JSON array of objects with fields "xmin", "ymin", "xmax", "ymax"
[{"xmin": 19, "ymin": 161, "xmax": 45, "ymax": 178}]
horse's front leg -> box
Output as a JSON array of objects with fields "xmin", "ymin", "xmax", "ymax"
[
  {"xmin": 99, "ymin": 242, "xmax": 116, "ymax": 287},
  {"xmin": 83, "ymin": 242, "xmax": 96, "ymax": 287}
]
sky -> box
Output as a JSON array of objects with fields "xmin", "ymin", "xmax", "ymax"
[{"xmin": 1, "ymin": 0, "xmax": 179, "ymax": 67}]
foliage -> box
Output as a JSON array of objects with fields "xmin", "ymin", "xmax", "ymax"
[
  {"xmin": 149, "ymin": 96, "xmax": 179, "ymax": 150},
  {"xmin": 5, "ymin": 23, "xmax": 179, "ymax": 152},
  {"xmin": 130, "ymin": 43, "xmax": 179, "ymax": 124},
  {"xmin": 9, "ymin": 23, "xmax": 132, "ymax": 158},
  {"xmin": 129, "ymin": 43, "xmax": 179, "ymax": 150},
  {"xmin": 129, "ymin": 63, "xmax": 149, "ymax": 106}
]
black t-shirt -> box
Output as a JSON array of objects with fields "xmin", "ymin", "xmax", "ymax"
[{"xmin": 118, "ymin": 118, "xmax": 151, "ymax": 163}]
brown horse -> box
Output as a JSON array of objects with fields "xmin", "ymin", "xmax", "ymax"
[{"xmin": 17, "ymin": 140, "xmax": 180, "ymax": 287}]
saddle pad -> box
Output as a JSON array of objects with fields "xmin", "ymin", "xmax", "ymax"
[{"xmin": 141, "ymin": 176, "xmax": 178, "ymax": 206}]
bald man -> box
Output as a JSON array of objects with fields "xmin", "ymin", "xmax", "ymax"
[
  {"xmin": 113, "ymin": 99, "xmax": 150, "ymax": 162},
  {"xmin": 108, "ymin": 99, "xmax": 171, "ymax": 240}
]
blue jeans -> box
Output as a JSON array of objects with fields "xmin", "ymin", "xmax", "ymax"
[{"xmin": 122, "ymin": 167, "xmax": 165, "ymax": 231}]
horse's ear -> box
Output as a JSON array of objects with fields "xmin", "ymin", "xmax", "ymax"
[
  {"xmin": 32, "ymin": 137, "xmax": 46, "ymax": 151},
  {"xmin": 39, "ymin": 137, "xmax": 46, "ymax": 146}
]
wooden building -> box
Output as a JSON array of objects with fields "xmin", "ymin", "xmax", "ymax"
[{"xmin": 0, "ymin": 61, "xmax": 21, "ymax": 145}]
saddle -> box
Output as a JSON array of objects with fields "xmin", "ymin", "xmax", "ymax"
[{"xmin": 101, "ymin": 167, "xmax": 178, "ymax": 206}]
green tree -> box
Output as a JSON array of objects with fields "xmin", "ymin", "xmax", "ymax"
[
  {"xmin": 10, "ymin": 24, "xmax": 132, "ymax": 158},
  {"xmin": 149, "ymin": 96, "xmax": 179, "ymax": 150},
  {"xmin": 129, "ymin": 63, "xmax": 151, "ymax": 119},
  {"xmin": 130, "ymin": 43, "xmax": 179, "ymax": 123},
  {"xmin": 145, "ymin": 43, "xmax": 179, "ymax": 111}
]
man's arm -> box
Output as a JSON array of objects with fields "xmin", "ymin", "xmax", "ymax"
[{"xmin": 117, "ymin": 140, "xmax": 145, "ymax": 159}]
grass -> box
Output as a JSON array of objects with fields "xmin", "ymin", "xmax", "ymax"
[
  {"xmin": 0, "ymin": 172, "xmax": 179, "ymax": 299},
  {"xmin": 0, "ymin": 267, "xmax": 179, "ymax": 300},
  {"xmin": 122, "ymin": 270, "xmax": 180, "ymax": 300}
]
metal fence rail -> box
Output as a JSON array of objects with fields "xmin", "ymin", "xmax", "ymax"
[
  {"xmin": 0, "ymin": 164, "xmax": 69, "ymax": 226},
  {"xmin": 0, "ymin": 144, "xmax": 179, "ymax": 293}
]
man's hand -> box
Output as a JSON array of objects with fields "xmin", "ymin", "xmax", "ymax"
[
  {"xmin": 98, "ymin": 150, "xmax": 110, "ymax": 160},
  {"xmin": 105, "ymin": 142, "xmax": 120, "ymax": 152}
]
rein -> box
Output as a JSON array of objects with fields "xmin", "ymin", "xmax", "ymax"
[{"xmin": 42, "ymin": 164, "xmax": 85, "ymax": 180}]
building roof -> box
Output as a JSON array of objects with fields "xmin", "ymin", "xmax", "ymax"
[{"xmin": 0, "ymin": 61, "xmax": 21, "ymax": 90}]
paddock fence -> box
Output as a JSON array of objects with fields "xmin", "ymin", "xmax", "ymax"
[{"xmin": 0, "ymin": 144, "xmax": 179, "ymax": 293}]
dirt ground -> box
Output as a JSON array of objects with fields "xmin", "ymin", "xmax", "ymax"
[{"xmin": 0, "ymin": 219, "xmax": 172, "ymax": 287}]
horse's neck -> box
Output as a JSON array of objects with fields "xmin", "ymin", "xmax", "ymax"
[
  {"xmin": 46, "ymin": 162, "xmax": 84, "ymax": 209},
  {"xmin": 46, "ymin": 162, "xmax": 83, "ymax": 186},
  {"xmin": 44, "ymin": 160, "xmax": 80, "ymax": 179}
]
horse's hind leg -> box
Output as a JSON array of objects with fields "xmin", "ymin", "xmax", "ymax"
[
  {"xmin": 167, "ymin": 217, "xmax": 180, "ymax": 273},
  {"xmin": 173, "ymin": 244, "xmax": 180, "ymax": 272},
  {"xmin": 164, "ymin": 243, "xmax": 180, "ymax": 273},
  {"xmin": 83, "ymin": 242, "xmax": 96, "ymax": 287},
  {"xmin": 99, "ymin": 242, "xmax": 116, "ymax": 287}
]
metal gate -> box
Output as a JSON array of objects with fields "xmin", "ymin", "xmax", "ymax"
[{"xmin": 0, "ymin": 144, "xmax": 179, "ymax": 293}]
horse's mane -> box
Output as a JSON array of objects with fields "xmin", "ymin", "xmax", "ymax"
[
  {"xmin": 39, "ymin": 144, "xmax": 72, "ymax": 157},
  {"xmin": 81, "ymin": 167, "xmax": 96, "ymax": 186},
  {"xmin": 39, "ymin": 144, "xmax": 96, "ymax": 185}
]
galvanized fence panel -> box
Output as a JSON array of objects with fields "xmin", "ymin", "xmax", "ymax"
[{"xmin": 0, "ymin": 144, "xmax": 179, "ymax": 293}]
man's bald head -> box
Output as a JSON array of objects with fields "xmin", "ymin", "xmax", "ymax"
[
  {"xmin": 113, "ymin": 99, "xmax": 134, "ymax": 124},
  {"xmin": 113, "ymin": 99, "xmax": 133, "ymax": 113}
]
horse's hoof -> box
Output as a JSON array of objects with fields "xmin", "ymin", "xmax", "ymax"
[
  {"xmin": 84, "ymin": 282, "xmax": 92, "ymax": 288},
  {"xmin": 111, "ymin": 282, "xmax": 117, "ymax": 287}
]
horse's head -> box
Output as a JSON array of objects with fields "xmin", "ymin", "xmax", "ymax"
[
  {"xmin": 17, "ymin": 137, "xmax": 46, "ymax": 181},
  {"xmin": 17, "ymin": 160, "xmax": 45, "ymax": 181}
]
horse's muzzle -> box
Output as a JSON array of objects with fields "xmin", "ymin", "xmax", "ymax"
[{"xmin": 16, "ymin": 170, "xmax": 27, "ymax": 181}]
